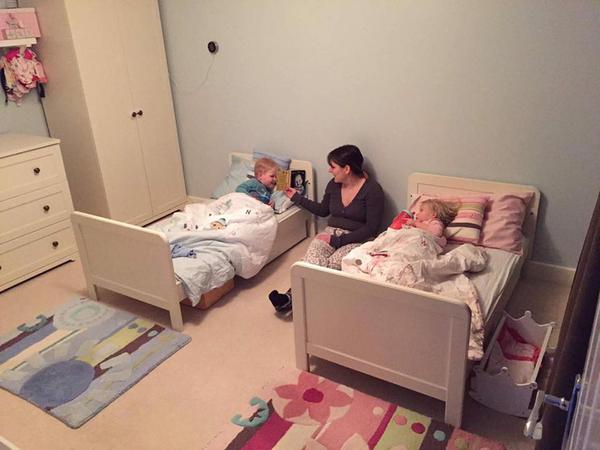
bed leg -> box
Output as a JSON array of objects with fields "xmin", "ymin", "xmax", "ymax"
[
  {"xmin": 296, "ymin": 352, "xmax": 309, "ymax": 372},
  {"xmin": 88, "ymin": 284, "xmax": 99, "ymax": 300},
  {"xmin": 308, "ymin": 217, "xmax": 316, "ymax": 237},
  {"xmin": 169, "ymin": 306, "xmax": 184, "ymax": 332},
  {"xmin": 444, "ymin": 398, "xmax": 463, "ymax": 428}
]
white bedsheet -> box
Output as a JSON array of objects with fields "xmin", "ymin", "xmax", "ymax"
[
  {"xmin": 465, "ymin": 246, "xmax": 522, "ymax": 320},
  {"xmin": 275, "ymin": 204, "xmax": 301, "ymax": 221}
]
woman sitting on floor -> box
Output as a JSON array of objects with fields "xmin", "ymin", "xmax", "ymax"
[{"xmin": 269, "ymin": 144, "xmax": 385, "ymax": 312}]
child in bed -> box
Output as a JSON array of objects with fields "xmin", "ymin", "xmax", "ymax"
[
  {"xmin": 407, "ymin": 198, "xmax": 457, "ymax": 247},
  {"xmin": 235, "ymin": 157, "xmax": 278, "ymax": 206},
  {"xmin": 345, "ymin": 198, "xmax": 458, "ymax": 274}
]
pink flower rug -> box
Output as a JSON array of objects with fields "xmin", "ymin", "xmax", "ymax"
[{"xmin": 207, "ymin": 368, "xmax": 505, "ymax": 449}]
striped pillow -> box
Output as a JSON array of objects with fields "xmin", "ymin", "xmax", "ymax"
[
  {"xmin": 409, "ymin": 194, "xmax": 488, "ymax": 244},
  {"xmin": 444, "ymin": 197, "xmax": 488, "ymax": 243}
]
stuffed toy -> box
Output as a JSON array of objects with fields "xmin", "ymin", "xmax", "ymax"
[{"xmin": 389, "ymin": 209, "xmax": 414, "ymax": 230}]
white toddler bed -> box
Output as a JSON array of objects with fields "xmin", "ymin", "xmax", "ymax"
[
  {"xmin": 291, "ymin": 172, "xmax": 539, "ymax": 427},
  {"xmin": 71, "ymin": 154, "xmax": 315, "ymax": 332}
]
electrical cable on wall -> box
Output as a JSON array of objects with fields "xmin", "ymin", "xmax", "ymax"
[{"xmin": 169, "ymin": 42, "xmax": 218, "ymax": 95}]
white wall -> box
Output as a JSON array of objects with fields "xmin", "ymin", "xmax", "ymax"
[{"xmin": 159, "ymin": 0, "xmax": 600, "ymax": 268}]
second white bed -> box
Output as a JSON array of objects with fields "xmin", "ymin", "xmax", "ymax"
[{"xmin": 292, "ymin": 172, "xmax": 539, "ymax": 427}]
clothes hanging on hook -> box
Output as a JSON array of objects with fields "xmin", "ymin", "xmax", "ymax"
[{"xmin": 0, "ymin": 47, "xmax": 47, "ymax": 104}]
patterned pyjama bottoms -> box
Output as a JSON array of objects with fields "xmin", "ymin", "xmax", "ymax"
[{"xmin": 301, "ymin": 226, "xmax": 362, "ymax": 270}]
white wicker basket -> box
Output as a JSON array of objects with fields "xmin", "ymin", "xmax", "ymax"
[{"xmin": 469, "ymin": 311, "xmax": 555, "ymax": 417}]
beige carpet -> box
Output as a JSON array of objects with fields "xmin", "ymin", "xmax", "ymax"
[{"xmin": 0, "ymin": 238, "xmax": 569, "ymax": 450}]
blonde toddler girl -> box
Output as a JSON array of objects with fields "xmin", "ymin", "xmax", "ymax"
[{"xmin": 410, "ymin": 199, "xmax": 458, "ymax": 247}]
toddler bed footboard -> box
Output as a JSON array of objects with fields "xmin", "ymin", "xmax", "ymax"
[
  {"xmin": 291, "ymin": 262, "xmax": 471, "ymax": 427},
  {"xmin": 71, "ymin": 206, "xmax": 312, "ymax": 332},
  {"xmin": 71, "ymin": 212, "xmax": 184, "ymax": 330}
]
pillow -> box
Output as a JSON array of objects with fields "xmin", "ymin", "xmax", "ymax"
[
  {"xmin": 445, "ymin": 196, "xmax": 488, "ymax": 244},
  {"xmin": 409, "ymin": 194, "xmax": 488, "ymax": 244},
  {"xmin": 479, "ymin": 192, "xmax": 534, "ymax": 254},
  {"xmin": 253, "ymin": 150, "xmax": 292, "ymax": 170},
  {"xmin": 271, "ymin": 191, "xmax": 294, "ymax": 214},
  {"xmin": 211, "ymin": 155, "xmax": 255, "ymax": 199}
]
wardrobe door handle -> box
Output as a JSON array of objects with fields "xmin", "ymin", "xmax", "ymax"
[
  {"xmin": 52, "ymin": 241, "xmax": 59, "ymax": 248},
  {"xmin": 43, "ymin": 205, "xmax": 50, "ymax": 212},
  {"xmin": 137, "ymin": 110, "xmax": 143, "ymax": 116},
  {"xmin": 131, "ymin": 111, "xmax": 137, "ymax": 118},
  {"xmin": 33, "ymin": 167, "xmax": 41, "ymax": 175}
]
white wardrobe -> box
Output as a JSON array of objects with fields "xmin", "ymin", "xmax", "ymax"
[{"xmin": 24, "ymin": 0, "xmax": 187, "ymax": 224}]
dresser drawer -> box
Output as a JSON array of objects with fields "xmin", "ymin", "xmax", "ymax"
[
  {"xmin": 0, "ymin": 221, "xmax": 76, "ymax": 289},
  {"xmin": 0, "ymin": 183, "xmax": 73, "ymax": 243},
  {"xmin": 0, "ymin": 145, "xmax": 67, "ymax": 202}
]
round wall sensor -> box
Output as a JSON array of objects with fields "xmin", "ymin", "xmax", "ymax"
[{"xmin": 208, "ymin": 41, "xmax": 219, "ymax": 54}]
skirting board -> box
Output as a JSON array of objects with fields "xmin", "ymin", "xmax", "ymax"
[
  {"xmin": 0, "ymin": 435, "xmax": 20, "ymax": 450},
  {"xmin": 187, "ymin": 195, "xmax": 212, "ymax": 204},
  {"xmin": 524, "ymin": 260, "xmax": 575, "ymax": 287}
]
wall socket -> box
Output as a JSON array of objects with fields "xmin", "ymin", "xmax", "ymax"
[{"xmin": 208, "ymin": 41, "xmax": 218, "ymax": 54}]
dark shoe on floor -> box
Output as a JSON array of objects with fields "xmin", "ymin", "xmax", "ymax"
[
  {"xmin": 269, "ymin": 290, "xmax": 292, "ymax": 312},
  {"xmin": 276, "ymin": 296, "xmax": 292, "ymax": 313}
]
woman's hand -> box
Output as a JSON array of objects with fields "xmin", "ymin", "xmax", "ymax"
[
  {"xmin": 315, "ymin": 233, "xmax": 331, "ymax": 244},
  {"xmin": 284, "ymin": 187, "xmax": 297, "ymax": 199}
]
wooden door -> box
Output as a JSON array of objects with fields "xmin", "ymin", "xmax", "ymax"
[
  {"xmin": 537, "ymin": 193, "xmax": 600, "ymax": 449},
  {"xmin": 65, "ymin": 0, "xmax": 153, "ymax": 224},
  {"xmin": 566, "ymin": 297, "xmax": 600, "ymax": 449},
  {"xmin": 116, "ymin": 0, "xmax": 187, "ymax": 217}
]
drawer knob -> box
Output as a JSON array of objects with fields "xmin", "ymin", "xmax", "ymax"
[
  {"xmin": 33, "ymin": 167, "xmax": 41, "ymax": 175},
  {"xmin": 52, "ymin": 241, "xmax": 59, "ymax": 248},
  {"xmin": 43, "ymin": 205, "xmax": 50, "ymax": 212},
  {"xmin": 131, "ymin": 111, "xmax": 137, "ymax": 117},
  {"xmin": 137, "ymin": 110, "xmax": 143, "ymax": 116}
]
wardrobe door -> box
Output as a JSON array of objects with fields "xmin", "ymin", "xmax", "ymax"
[
  {"xmin": 65, "ymin": 0, "xmax": 153, "ymax": 224},
  {"xmin": 116, "ymin": 0, "xmax": 187, "ymax": 216}
]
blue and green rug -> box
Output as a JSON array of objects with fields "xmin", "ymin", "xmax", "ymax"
[{"xmin": 0, "ymin": 297, "xmax": 191, "ymax": 428}]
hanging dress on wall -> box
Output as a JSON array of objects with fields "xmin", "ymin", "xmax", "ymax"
[{"xmin": 0, "ymin": 47, "xmax": 47, "ymax": 104}]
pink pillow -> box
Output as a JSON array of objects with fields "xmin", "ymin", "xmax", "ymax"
[
  {"xmin": 479, "ymin": 192, "xmax": 534, "ymax": 254},
  {"xmin": 409, "ymin": 194, "xmax": 488, "ymax": 244}
]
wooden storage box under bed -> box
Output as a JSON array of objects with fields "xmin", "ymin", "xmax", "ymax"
[{"xmin": 181, "ymin": 278, "xmax": 235, "ymax": 310}]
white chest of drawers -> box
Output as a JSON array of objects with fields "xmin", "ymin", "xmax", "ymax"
[{"xmin": 0, "ymin": 133, "xmax": 76, "ymax": 291}]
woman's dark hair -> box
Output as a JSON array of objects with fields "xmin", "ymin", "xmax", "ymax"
[{"xmin": 327, "ymin": 144, "xmax": 364, "ymax": 176}]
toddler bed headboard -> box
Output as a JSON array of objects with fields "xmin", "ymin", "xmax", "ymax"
[{"xmin": 407, "ymin": 172, "xmax": 540, "ymax": 258}]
